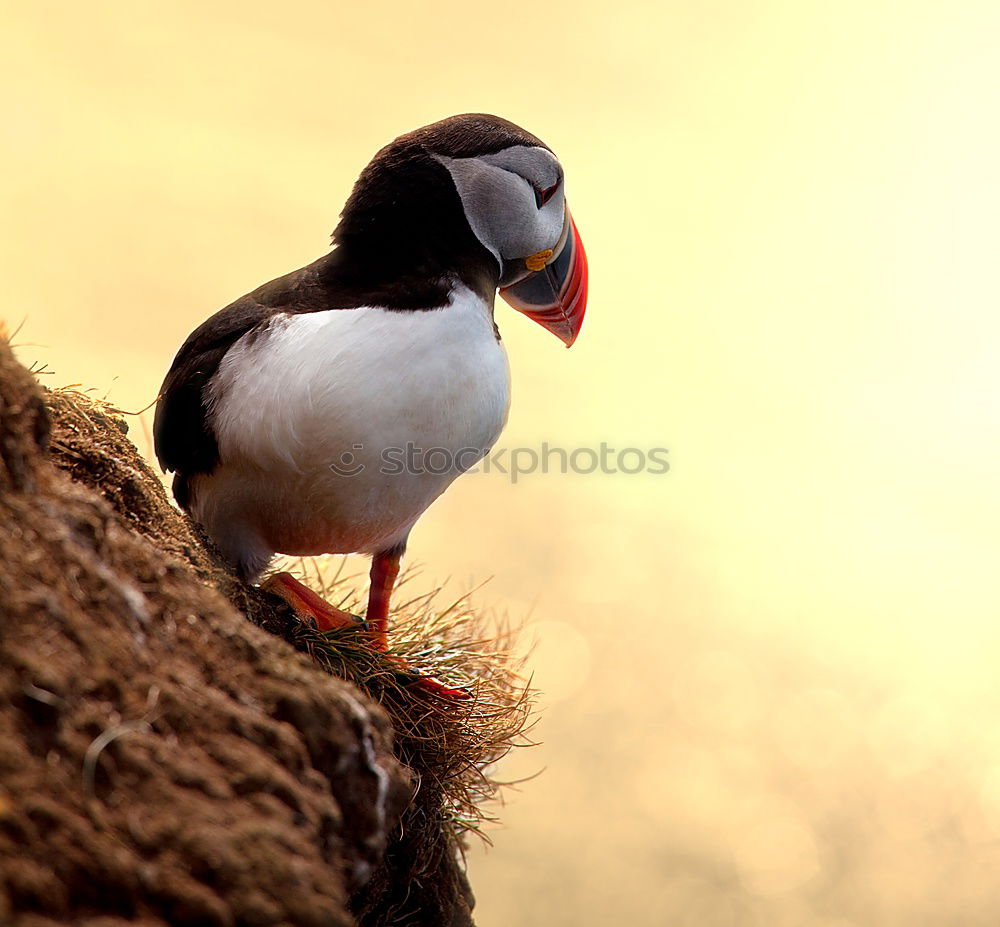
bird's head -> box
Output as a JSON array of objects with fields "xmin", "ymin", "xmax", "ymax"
[{"xmin": 333, "ymin": 114, "xmax": 588, "ymax": 347}]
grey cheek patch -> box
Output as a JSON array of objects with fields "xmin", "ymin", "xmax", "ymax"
[
  {"xmin": 433, "ymin": 150, "xmax": 564, "ymax": 265},
  {"xmin": 478, "ymin": 146, "xmax": 561, "ymax": 192}
]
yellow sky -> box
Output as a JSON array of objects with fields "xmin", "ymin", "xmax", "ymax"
[{"xmin": 5, "ymin": 2, "xmax": 1000, "ymax": 923}]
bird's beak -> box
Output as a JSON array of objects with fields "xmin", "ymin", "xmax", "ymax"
[{"xmin": 499, "ymin": 207, "xmax": 588, "ymax": 347}]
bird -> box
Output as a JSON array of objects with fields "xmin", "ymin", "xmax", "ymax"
[{"xmin": 153, "ymin": 113, "xmax": 588, "ymax": 698}]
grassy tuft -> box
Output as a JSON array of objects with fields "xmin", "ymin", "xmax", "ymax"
[{"xmin": 268, "ymin": 555, "xmax": 539, "ymax": 846}]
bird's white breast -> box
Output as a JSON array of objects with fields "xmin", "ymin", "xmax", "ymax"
[{"xmin": 196, "ymin": 285, "xmax": 511, "ymax": 562}]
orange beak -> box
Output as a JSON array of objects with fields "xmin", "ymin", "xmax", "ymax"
[{"xmin": 499, "ymin": 207, "xmax": 588, "ymax": 347}]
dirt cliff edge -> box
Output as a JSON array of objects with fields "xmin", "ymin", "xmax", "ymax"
[{"xmin": 0, "ymin": 337, "xmax": 480, "ymax": 927}]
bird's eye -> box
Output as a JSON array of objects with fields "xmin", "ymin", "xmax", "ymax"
[{"xmin": 534, "ymin": 183, "xmax": 559, "ymax": 209}]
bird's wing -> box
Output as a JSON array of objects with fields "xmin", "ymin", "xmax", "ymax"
[{"xmin": 153, "ymin": 264, "xmax": 321, "ymax": 507}]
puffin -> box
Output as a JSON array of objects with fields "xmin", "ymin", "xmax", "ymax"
[{"xmin": 153, "ymin": 114, "xmax": 588, "ymax": 697}]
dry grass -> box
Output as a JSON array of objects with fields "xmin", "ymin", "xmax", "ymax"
[{"xmin": 268, "ymin": 555, "xmax": 539, "ymax": 847}]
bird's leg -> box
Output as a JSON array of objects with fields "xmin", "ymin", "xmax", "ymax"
[
  {"xmin": 365, "ymin": 543, "xmax": 404, "ymax": 651},
  {"xmin": 259, "ymin": 553, "xmax": 469, "ymax": 700},
  {"xmin": 368, "ymin": 543, "xmax": 471, "ymax": 700},
  {"xmin": 260, "ymin": 571, "xmax": 360, "ymax": 632}
]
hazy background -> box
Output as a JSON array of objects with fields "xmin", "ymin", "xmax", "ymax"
[{"xmin": 5, "ymin": 1, "xmax": 1000, "ymax": 923}]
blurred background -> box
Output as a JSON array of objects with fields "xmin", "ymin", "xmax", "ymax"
[{"xmin": 4, "ymin": 1, "xmax": 1000, "ymax": 923}]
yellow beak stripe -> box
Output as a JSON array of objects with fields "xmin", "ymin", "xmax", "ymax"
[{"xmin": 525, "ymin": 249, "xmax": 554, "ymax": 272}]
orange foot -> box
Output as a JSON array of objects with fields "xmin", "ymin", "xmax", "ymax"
[
  {"xmin": 260, "ymin": 571, "xmax": 471, "ymax": 701},
  {"xmin": 261, "ymin": 571, "xmax": 360, "ymax": 632},
  {"xmin": 383, "ymin": 653, "xmax": 472, "ymax": 700}
]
